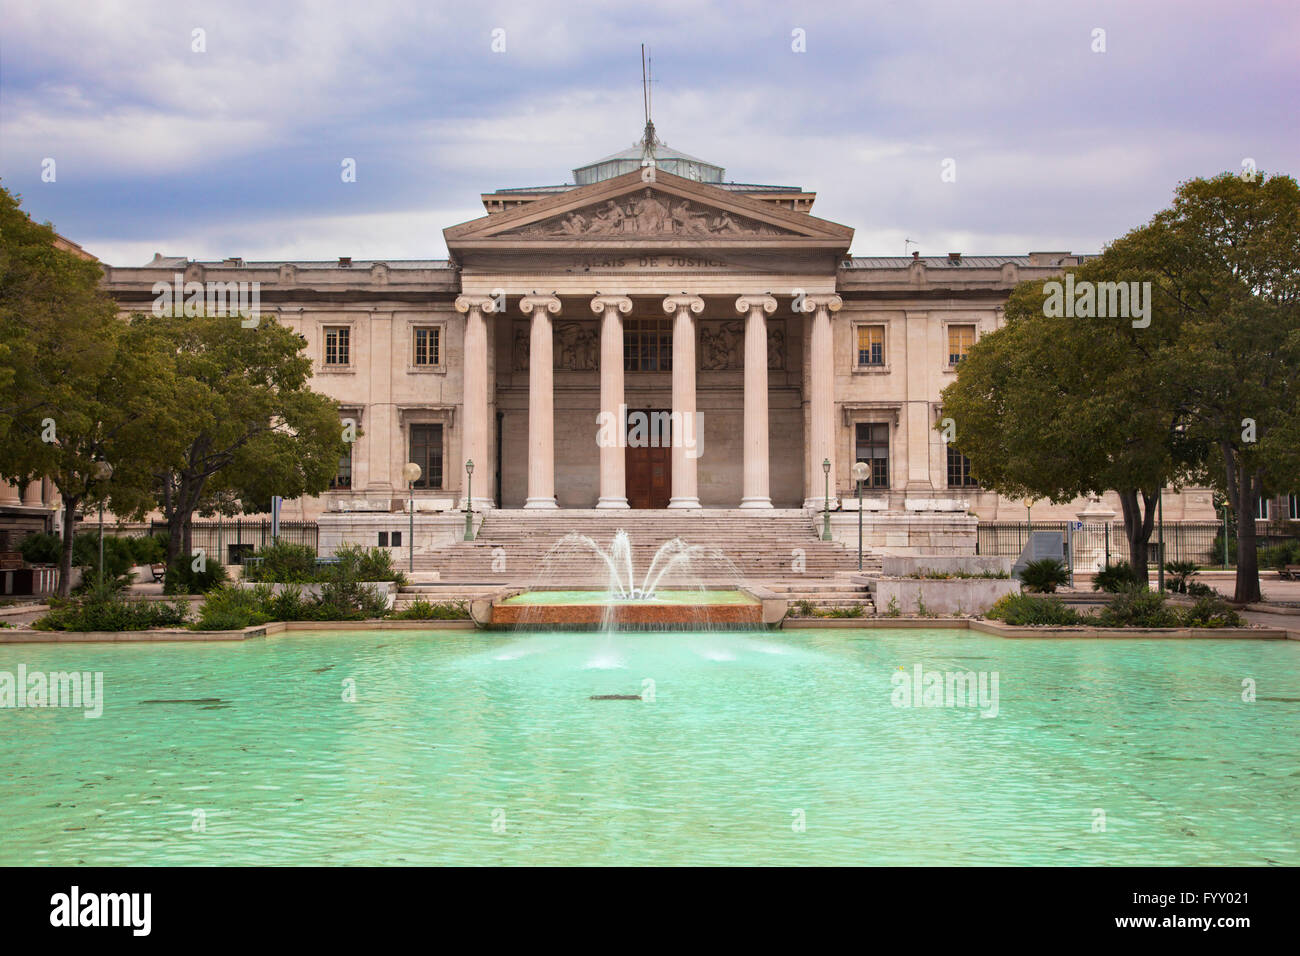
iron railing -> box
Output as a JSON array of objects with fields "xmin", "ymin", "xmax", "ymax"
[
  {"xmin": 149, "ymin": 519, "xmax": 319, "ymax": 565},
  {"xmin": 976, "ymin": 521, "xmax": 1298, "ymax": 568}
]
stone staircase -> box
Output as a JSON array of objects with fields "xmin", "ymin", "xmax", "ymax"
[
  {"xmin": 409, "ymin": 509, "xmax": 880, "ymax": 586},
  {"xmin": 765, "ymin": 579, "xmax": 877, "ymax": 617}
]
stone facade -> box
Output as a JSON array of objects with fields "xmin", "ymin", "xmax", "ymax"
[{"xmin": 93, "ymin": 147, "xmax": 1219, "ymax": 532}]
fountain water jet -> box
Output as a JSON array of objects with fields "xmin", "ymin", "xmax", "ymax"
[{"xmin": 481, "ymin": 530, "xmax": 783, "ymax": 630}]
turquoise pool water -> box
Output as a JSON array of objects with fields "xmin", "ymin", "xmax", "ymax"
[{"xmin": 1, "ymin": 629, "xmax": 1296, "ymax": 865}]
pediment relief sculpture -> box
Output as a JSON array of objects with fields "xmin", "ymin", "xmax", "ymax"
[{"xmin": 503, "ymin": 190, "xmax": 799, "ymax": 239}]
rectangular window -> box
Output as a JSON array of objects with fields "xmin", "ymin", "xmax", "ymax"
[
  {"xmin": 1255, "ymin": 497, "xmax": 1270, "ymax": 520},
  {"xmin": 946, "ymin": 445, "xmax": 979, "ymax": 488},
  {"xmin": 947, "ymin": 324, "xmax": 976, "ymax": 365},
  {"xmin": 324, "ymin": 326, "xmax": 350, "ymax": 366},
  {"xmin": 856, "ymin": 325, "xmax": 885, "ymax": 366},
  {"xmin": 1290, "ymin": 493, "xmax": 1299, "ymax": 520},
  {"xmin": 409, "ymin": 423, "xmax": 443, "ymax": 490},
  {"xmin": 624, "ymin": 318, "xmax": 673, "ymax": 372},
  {"xmin": 330, "ymin": 445, "xmax": 352, "ymax": 490},
  {"xmin": 390, "ymin": 531, "xmax": 401, "ymax": 547},
  {"xmin": 413, "ymin": 326, "xmax": 440, "ymax": 366},
  {"xmin": 377, "ymin": 531, "xmax": 388, "ymax": 547},
  {"xmin": 854, "ymin": 423, "xmax": 890, "ymax": 489}
]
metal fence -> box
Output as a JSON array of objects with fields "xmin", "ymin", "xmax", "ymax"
[
  {"xmin": 976, "ymin": 521, "xmax": 1298, "ymax": 569},
  {"xmin": 149, "ymin": 519, "xmax": 318, "ymax": 565}
]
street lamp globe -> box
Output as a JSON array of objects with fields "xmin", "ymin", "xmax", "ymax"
[
  {"xmin": 401, "ymin": 462, "xmax": 422, "ymax": 485},
  {"xmin": 852, "ymin": 461, "xmax": 870, "ymax": 484}
]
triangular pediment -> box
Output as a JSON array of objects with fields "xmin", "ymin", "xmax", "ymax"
[{"xmin": 445, "ymin": 169, "xmax": 852, "ymax": 249}]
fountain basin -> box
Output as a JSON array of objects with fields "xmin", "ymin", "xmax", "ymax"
[{"xmin": 475, "ymin": 587, "xmax": 785, "ymax": 630}]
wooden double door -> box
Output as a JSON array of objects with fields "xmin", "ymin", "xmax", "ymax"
[{"xmin": 625, "ymin": 407, "xmax": 672, "ymax": 509}]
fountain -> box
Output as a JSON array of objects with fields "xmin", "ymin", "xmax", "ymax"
[{"xmin": 472, "ymin": 531, "xmax": 787, "ymax": 630}]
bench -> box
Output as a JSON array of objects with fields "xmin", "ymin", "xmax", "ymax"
[
  {"xmin": 315, "ymin": 556, "xmax": 340, "ymax": 567},
  {"xmin": 1280, "ymin": 565, "xmax": 1300, "ymax": 581},
  {"xmin": 150, "ymin": 563, "xmax": 166, "ymax": 583}
]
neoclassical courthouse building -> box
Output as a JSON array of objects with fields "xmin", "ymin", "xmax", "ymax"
[{"xmin": 5, "ymin": 127, "xmax": 1233, "ymax": 554}]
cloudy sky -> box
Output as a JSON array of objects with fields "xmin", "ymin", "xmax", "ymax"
[{"xmin": 1, "ymin": 0, "xmax": 1296, "ymax": 265}]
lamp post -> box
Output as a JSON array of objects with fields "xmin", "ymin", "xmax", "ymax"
[
  {"xmin": 93, "ymin": 460, "xmax": 113, "ymax": 588},
  {"xmin": 822, "ymin": 458, "xmax": 832, "ymax": 542},
  {"xmin": 401, "ymin": 462, "xmax": 421, "ymax": 574},
  {"xmin": 1156, "ymin": 488, "xmax": 1165, "ymax": 592},
  {"xmin": 1222, "ymin": 500, "xmax": 1229, "ymax": 569},
  {"xmin": 852, "ymin": 461, "xmax": 870, "ymax": 571},
  {"xmin": 464, "ymin": 459, "xmax": 475, "ymax": 542}
]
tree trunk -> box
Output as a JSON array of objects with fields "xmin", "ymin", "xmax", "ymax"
[
  {"xmin": 1234, "ymin": 475, "xmax": 1262, "ymax": 605},
  {"xmin": 1116, "ymin": 488, "xmax": 1157, "ymax": 586},
  {"xmin": 1222, "ymin": 443, "xmax": 1262, "ymax": 605},
  {"xmin": 56, "ymin": 495, "xmax": 80, "ymax": 598}
]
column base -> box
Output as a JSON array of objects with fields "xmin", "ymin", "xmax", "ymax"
[
  {"xmin": 523, "ymin": 497, "xmax": 559, "ymax": 509},
  {"xmin": 803, "ymin": 497, "xmax": 841, "ymax": 511},
  {"xmin": 459, "ymin": 497, "xmax": 496, "ymax": 511},
  {"xmin": 595, "ymin": 497, "xmax": 630, "ymax": 509},
  {"xmin": 739, "ymin": 496, "xmax": 773, "ymax": 509},
  {"xmin": 667, "ymin": 496, "xmax": 702, "ymax": 509}
]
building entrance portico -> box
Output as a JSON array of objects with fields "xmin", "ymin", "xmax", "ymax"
[{"xmin": 445, "ymin": 166, "xmax": 854, "ymax": 511}]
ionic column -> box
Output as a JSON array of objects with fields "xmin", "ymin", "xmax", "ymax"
[
  {"xmin": 22, "ymin": 481, "xmax": 44, "ymax": 506},
  {"xmin": 520, "ymin": 294, "xmax": 562, "ymax": 509},
  {"xmin": 736, "ymin": 295, "xmax": 778, "ymax": 509},
  {"xmin": 592, "ymin": 295, "xmax": 633, "ymax": 509},
  {"xmin": 454, "ymin": 295, "xmax": 498, "ymax": 509},
  {"xmin": 663, "ymin": 294, "xmax": 705, "ymax": 509},
  {"xmin": 800, "ymin": 294, "xmax": 842, "ymax": 509}
]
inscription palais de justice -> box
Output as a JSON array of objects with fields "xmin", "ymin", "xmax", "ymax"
[{"xmin": 568, "ymin": 255, "xmax": 727, "ymax": 270}]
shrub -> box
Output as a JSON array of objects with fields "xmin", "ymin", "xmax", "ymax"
[
  {"xmin": 18, "ymin": 532, "xmax": 62, "ymax": 565},
  {"xmin": 388, "ymin": 599, "xmax": 471, "ymax": 620},
  {"xmin": 193, "ymin": 578, "xmax": 392, "ymax": 630},
  {"xmin": 825, "ymin": 604, "xmax": 865, "ymax": 618},
  {"xmin": 34, "ymin": 591, "xmax": 189, "ymax": 631},
  {"xmin": 985, "ymin": 592, "xmax": 1082, "ymax": 626},
  {"xmin": 1186, "ymin": 580, "xmax": 1215, "ymax": 597},
  {"xmin": 193, "ymin": 585, "xmax": 274, "ymax": 630},
  {"xmin": 1020, "ymin": 558, "xmax": 1069, "ymax": 593},
  {"xmin": 1180, "ymin": 593, "xmax": 1245, "ymax": 628},
  {"xmin": 1096, "ymin": 588, "xmax": 1181, "ymax": 628},
  {"xmin": 163, "ymin": 556, "xmax": 230, "ymax": 595},
  {"xmin": 1163, "ymin": 560, "xmax": 1199, "ymax": 593},
  {"xmin": 124, "ymin": 533, "xmax": 169, "ymax": 566},
  {"xmin": 1258, "ymin": 541, "xmax": 1300, "ymax": 569},
  {"xmin": 1092, "ymin": 560, "xmax": 1143, "ymax": 593},
  {"xmin": 333, "ymin": 543, "xmax": 407, "ymax": 586},
  {"xmin": 243, "ymin": 541, "xmax": 319, "ymax": 583}
]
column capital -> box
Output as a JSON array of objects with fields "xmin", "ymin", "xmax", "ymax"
[
  {"xmin": 589, "ymin": 295, "xmax": 633, "ymax": 315},
  {"xmin": 520, "ymin": 294, "xmax": 562, "ymax": 315},
  {"xmin": 735, "ymin": 294, "xmax": 778, "ymax": 315},
  {"xmin": 662, "ymin": 294, "xmax": 705, "ymax": 316},
  {"xmin": 454, "ymin": 294, "xmax": 499, "ymax": 314},
  {"xmin": 795, "ymin": 293, "xmax": 843, "ymax": 314}
]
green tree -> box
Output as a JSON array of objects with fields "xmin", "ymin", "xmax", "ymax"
[
  {"xmin": 137, "ymin": 312, "xmax": 347, "ymax": 563},
  {"xmin": 940, "ymin": 172, "xmax": 1300, "ymax": 603},
  {"xmin": 0, "ymin": 183, "xmax": 169, "ymax": 594},
  {"xmin": 1136, "ymin": 173, "xmax": 1300, "ymax": 602},
  {"xmin": 938, "ymin": 254, "xmax": 1199, "ymax": 584}
]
